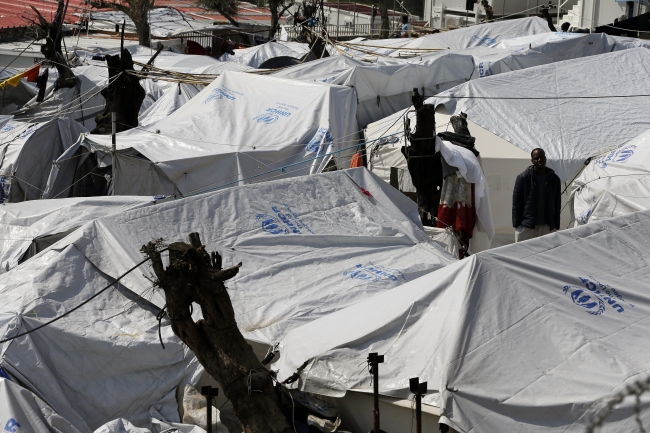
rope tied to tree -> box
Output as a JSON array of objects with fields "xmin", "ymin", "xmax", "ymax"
[{"xmin": 156, "ymin": 302, "xmax": 194, "ymax": 349}]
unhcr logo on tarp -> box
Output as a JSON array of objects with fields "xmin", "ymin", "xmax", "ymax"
[
  {"xmin": 256, "ymin": 204, "xmax": 314, "ymax": 235},
  {"xmin": 471, "ymin": 35, "xmax": 497, "ymax": 46},
  {"xmin": 595, "ymin": 144, "xmax": 636, "ymax": 168},
  {"xmin": 343, "ymin": 263, "xmax": 405, "ymax": 283},
  {"xmin": 203, "ymin": 87, "xmax": 238, "ymax": 104},
  {"xmin": 253, "ymin": 107, "xmax": 293, "ymax": 125},
  {"xmin": 306, "ymin": 127, "xmax": 333, "ymax": 155},
  {"xmin": 562, "ymin": 276, "xmax": 634, "ymax": 316}
]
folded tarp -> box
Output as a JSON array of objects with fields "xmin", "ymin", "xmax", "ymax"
[
  {"xmin": 572, "ymin": 128, "xmax": 650, "ymax": 224},
  {"xmin": 430, "ymin": 48, "xmax": 650, "ymax": 181},
  {"xmin": 44, "ymin": 71, "xmax": 359, "ymax": 198},
  {"xmin": 0, "ymin": 196, "xmax": 154, "ymax": 273},
  {"xmin": 51, "ymin": 168, "xmax": 454, "ymax": 345},
  {"xmin": 275, "ymin": 207, "xmax": 650, "ymax": 432},
  {"xmin": 273, "ymin": 53, "xmax": 475, "ymax": 127},
  {"xmin": 0, "ymin": 243, "xmax": 201, "ymax": 432},
  {"xmin": 219, "ymin": 41, "xmax": 310, "ymax": 68},
  {"xmin": 0, "ymin": 117, "xmax": 87, "ymax": 202}
]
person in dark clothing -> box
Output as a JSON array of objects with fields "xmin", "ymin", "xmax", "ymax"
[{"xmin": 512, "ymin": 148, "xmax": 562, "ymax": 242}]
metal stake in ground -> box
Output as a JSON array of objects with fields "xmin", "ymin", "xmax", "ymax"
[
  {"xmin": 409, "ymin": 377, "xmax": 428, "ymax": 433},
  {"xmin": 367, "ymin": 352, "xmax": 384, "ymax": 433},
  {"xmin": 201, "ymin": 386, "xmax": 219, "ymax": 433}
]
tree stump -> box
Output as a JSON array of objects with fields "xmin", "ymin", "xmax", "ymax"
[{"xmin": 141, "ymin": 233, "xmax": 293, "ymax": 433}]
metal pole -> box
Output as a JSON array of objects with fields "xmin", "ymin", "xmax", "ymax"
[
  {"xmin": 368, "ymin": 352, "xmax": 384, "ymax": 433},
  {"xmin": 557, "ymin": 0, "xmax": 560, "ymax": 29},
  {"xmin": 201, "ymin": 386, "xmax": 219, "ymax": 433},
  {"xmin": 393, "ymin": 0, "xmax": 397, "ymax": 33},
  {"xmin": 337, "ymin": 0, "xmax": 341, "ymax": 37},
  {"xmin": 111, "ymin": 112, "xmax": 116, "ymax": 151},
  {"xmin": 502, "ymin": 0, "xmax": 505, "ymax": 18},
  {"xmin": 410, "ymin": 378, "xmax": 428, "ymax": 433},
  {"xmin": 353, "ymin": 0, "xmax": 356, "ymax": 28}
]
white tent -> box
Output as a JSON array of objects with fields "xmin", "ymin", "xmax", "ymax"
[
  {"xmin": 572, "ymin": 128, "xmax": 650, "ymax": 225},
  {"xmin": 44, "ymin": 71, "xmax": 359, "ymax": 198},
  {"xmin": 218, "ymin": 42, "xmax": 310, "ymax": 68},
  {"xmin": 273, "ymin": 53, "xmax": 475, "ymax": 127},
  {"xmin": 0, "ymin": 241, "xmax": 201, "ymax": 432},
  {"xmin": 275, "ymin": 207, "xmax": 650, "ymax": 433},
  {"xmin": 0, "ymin": 117, "xmax": 88, "ymax": 202},
  {"xmin": 0, "ymin": 196, "xmax": 154, "ymax": 273},
  {"xmin": 138, "ymin": 82, "xmax": 203, "ymax": 128},
  {"xmin": 0, "ymin": 377, "xmax": 82, "ymax": 432},
  {"xmin": 339, "ymin": 17, "xmax": 551, "ymax": 59},
  {"xmin": 429, "ymin": 48, "xmax": 650, "ymax": 181},
  {"xmin": 14, "ymin": 65, "xmax": 108, "ymax": 132}
]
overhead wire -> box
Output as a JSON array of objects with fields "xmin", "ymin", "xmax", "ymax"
[{"xmin": 0, "ymin": 251, "xmax": 163, "ymax": 345}]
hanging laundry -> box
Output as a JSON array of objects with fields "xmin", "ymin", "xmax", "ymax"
[
  {"xmin": 349, "ymin": 152, "xmax": 363, "ymax": 168},
  {"xmin": 0, "ymin": 64, "xmax": 40, "ymax": 90},
  {"xmin": 437, "ymin": 172, "xmax": 476, "ymax": 258}
]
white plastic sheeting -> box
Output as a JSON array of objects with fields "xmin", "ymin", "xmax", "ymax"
[
  {"xmin": 435, "ymin": 136, "xmax": 494, "ymax": 240},
  {"xmin": 572, "ymin": 128, "xmax": 650, "ymax": 225},
  {"xmin": 0, "ymin": 117, "xmax": 88, "ymax": 202},
  {"xmin": 14, "ymin": 65, "xmax": 107, "ymax": 132},
  {"xmin": 45, "ymin": 71, "xmax": 359, "ymax": 198},
  {"xmin": 273, "ymin": 53, "xmax": 475, "ymax": 127},
  {"xmin": 430, "ymin": 48, "xmax": 650, "ymax": 181},
  {"xmin": 219, "ymin": 42, "xmax": 310, "ymax": 68},
  {"xmin": 138, "ymin": 83, "xmax": 202, "ymax": 128},
  {"xmin": 54, "ymin": 168, "xmax": 454, "ymax": 345},
  {"xmin": 0, "ymin": 196, "xmax": 154, "ymax": 273},
  {"xmin": 340, "ymin": 17, "xmax": 550, "ymax": 59},
  {"xmin": 276, "ymin": 208, "xmax": 650, "ymax": 433},
  {"xmin": 0, "ymin": 243, "xmax": 202, "ymax": 432},
  {"xmin": 0, "ymin": 378, "xmax": 82, "ymax": 433}
]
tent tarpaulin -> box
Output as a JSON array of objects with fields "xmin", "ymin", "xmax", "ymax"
[
  {"xmin": 275, "ymin": 207, "xmax": 650, "ymax": 432},
  {"xmin": 430, "ymin": 48, "xmax": 650, "ymax": 181},
  {"xmin": 0, "ymin": 244, "xmax": 201, "ymax": 432},
  {"xmin": 219, "ymin": 41, "xmax": 310, "ymax": 68},
  {"xmin": 273, "ymin": 52, "xmax": 475, "ymax": 127},
  {"xmin": 348, "ymin": 17, "xmax": 551, "ymax": 56},
  {"xmin": 0, "ymin": 377, "xmax": 82, "ymax": 433},
  {"xmin": 0, "ymin": 117, "xmax": 88, "ymax": 202},
  {"xmin": 572, "ymin": 128, "xmax": 650, "ymax": 224},
  {"xmin": 50, "ymin": 168, "xmax": 454, "ymax": 345},
  {"xmin": 44, "ymin": 71, "xmax": 359, "ymax": 198},
  {"xmin": 0, "ymin": 196, "xmax": 154, "ymax": 273}
]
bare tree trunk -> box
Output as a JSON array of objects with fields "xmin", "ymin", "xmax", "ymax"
[
  {"xmin": 141, "ymin": 233, "xmax": 293, "ymax": 433},
  {"xmin": 402, "ymin": 89, "xmax": 441, "ymax": 226},
  {"xmin": 269, "ymin": 0, "xmax": 281, "ymax": 38},
  {"xmin": 29, "ymin": 0, "xmax": 76, "ymax": 89},
  {"xmin": 379, "ymin": 0, "xmax": 390, "ymax": 38},
  {"xmin": 91, "ymin": 0, "xmax": 154, "ymax": 45}
]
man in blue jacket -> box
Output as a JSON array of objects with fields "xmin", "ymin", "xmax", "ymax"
[{"xmin": 512, "ymin": 148, "xmax": 562, "ymax": 242}]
